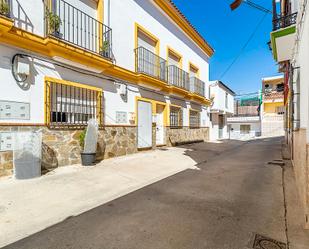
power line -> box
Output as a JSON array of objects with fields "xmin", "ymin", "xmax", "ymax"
[{"xmin": 219, "ymin": 12, "xmax": 268, "ymax": 80}]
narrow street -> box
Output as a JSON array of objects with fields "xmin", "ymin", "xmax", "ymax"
[{"xmin": 3, "ymin": 138, "xmax": 290, "ymax": 249}]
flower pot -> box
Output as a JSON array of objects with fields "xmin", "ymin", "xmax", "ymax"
[
  {"xmin": 51, "ymin": 30, "xmax": 63, "ymax": 39},
  {"xmin": 80, "ymin": 152, "xmax": 96, "ymax": 166},
  {"xmin": 100, "ymin": 51, "xmax": 109, "ymax": 58}
]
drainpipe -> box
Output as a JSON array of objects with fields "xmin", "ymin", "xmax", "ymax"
[{"xmin": 107, "ymin": 0, "xmax": 111, "ymax": 27}]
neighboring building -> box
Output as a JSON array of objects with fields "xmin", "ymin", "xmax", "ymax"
[
  {"xmin": 0, "ymin": 0, "xmax": 214, "ymax": 176},
  {"xmin": 227, "ymin": 93, "xmax": 261, "ymax": 140},
  {"xmin": 261, "ymin": 76, "xmax": 285, "ymax": 137},
  {"xmin": 209, "ymin": 81, "xmax": 235, "ymax": 140},
  {"xmin": 270, "ymin": 0, "xmax": 309, "ymax": 228}
]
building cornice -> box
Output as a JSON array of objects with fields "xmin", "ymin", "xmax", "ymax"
[
  {"xmin": 0, "ymin": 17, "xmax": 211, "ymax": 106},
  {"xmin": 154, "ymin": 0, "xmax": 214, "ymax": 57}
]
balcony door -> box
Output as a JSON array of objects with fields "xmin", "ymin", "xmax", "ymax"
[{"xmin": 137, "ymin": 30, "xmax": 158, "ymax": 77}]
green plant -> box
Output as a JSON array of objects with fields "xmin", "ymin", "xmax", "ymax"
[
  {"xmin": 46, "ymin": 11, "xmax": 62, "ymax": 34},
  {"xmin": 79, "ymin": 129, "xmax": 86, "ymax": 149},
  {"xmin": 100, "ymin": 40, "xmax": 110, "ymax": 53},
  {"xmin": 0, "ymin": 1, "xmax": 10, "ymax": 15}
]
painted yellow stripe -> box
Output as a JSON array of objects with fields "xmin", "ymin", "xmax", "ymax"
[{"xmin": 45, "ymin": 76, "xmax": 103, "ymax": 92}]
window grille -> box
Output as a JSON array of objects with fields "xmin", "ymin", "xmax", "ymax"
[
  {"xmin": 276, "ymin": 106, "xmax": 285, "ymax": 115},
  {"xmin": 170, "ymin": 106, "xmax": 183, "ymax": 128},
  {"xmin": 189, "ymin": 110, "xmax": 200, "ymax": 128},
  {"xmin": 45, "ymin": 79, "xmax": 103, "ymax": 128}
]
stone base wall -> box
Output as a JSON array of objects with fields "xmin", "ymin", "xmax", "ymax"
[
  {"xmin": 166, "ymin": 127, "xmax": 209, "ymax": 146},
  {"xmin": 0, "ymin": 126, "xmax": 137, "ymax": 177},
  {"xmin": 292, "ymin": 129, "xmax": 309, "ymax": 229},
  {"xmin": 0, "ymin": 125, "xmax": 210, "ymax": 177}
]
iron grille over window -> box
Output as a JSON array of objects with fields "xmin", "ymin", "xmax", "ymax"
[
  {"xmin": 189, "ymin": 110, "xmax": 200, "ymax": 128},
  {"xmin": 45, "ymin": 79, "xmax": 103, "ymax": 128},
  {"xmin": 45, "ymin": 0, "xmax": 112, "ymax": 59},
  {"xmin": 170, "ymin": 106, "xmax": 183, "ymax": 128},
  {"xmin": 135, "ymin": 46, "xmax": 167, "ymax": 81}
]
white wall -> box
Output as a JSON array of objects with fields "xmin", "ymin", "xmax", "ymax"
[
  {"xmin": 107, "ymin": 0, "xmax": 210, "ymax": 97},
  {"xmin": 292, "ymin": 0, "xmax": 309, "ymax": 141},
  {"xmin": 229, "ymin": 122, "xmax": 261, "ymax": 140},
  {"xmin": 209, "ymin": 81, "xmax": 234, "ymax": 114},
  {"xmin": 0, "ymin": 44, "xmax": 208, "ymax": 126}
]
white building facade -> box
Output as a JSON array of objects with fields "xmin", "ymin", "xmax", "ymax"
[
  {"xmin": 270, "ymin": 0, "xmax": 309, "ymax": 228},
  {"xmin": 209, "ymin": 81, "xmax": 235, "ymax": 140},
  {"xmin": 0, "ymin": 0, "xmax": 214, "ymax": 176},
  {"xmin": 227, "ymin": 93, "xmax": 262, "ymax": 140}
]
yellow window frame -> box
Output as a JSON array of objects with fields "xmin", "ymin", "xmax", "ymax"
[{"xmin": 44, "ymin": 76, "xmax": 103, "ymax": 127}]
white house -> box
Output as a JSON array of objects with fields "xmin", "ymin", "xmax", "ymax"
[
  {"xmin": 0, "ymin": 0, "xmax": 214, "ymax": 176},
  {"xmin": 227, "ymin": 93, "xmax": 262, "ymax": 140},
  {"xmin": 209, "ymin": 81, "xmax": 235, "ymax": 140}
]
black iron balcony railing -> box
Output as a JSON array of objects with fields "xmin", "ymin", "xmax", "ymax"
[
  {"xmin": 135, "ymin": 46, "xmax": 167, "ymax": 81},
  {"xmin": 273, "ymin": 12, "xmax": 297, "ymax": 31},
  {"xmin": 45, "ymin": 0, "xmax": 112, "ymax": 59},
  {"xmin": 167, "ymin": 65, "xmax": 189, "ymax": 90},
  {"xmin": 190, "ymin": 77, "xmax": 205, "ymax": 97},
  {"xmin": 0, "ymin": 0, "xmax": 11, "ymax": 18}
]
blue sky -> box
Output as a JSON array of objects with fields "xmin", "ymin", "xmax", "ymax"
[{"xmin": 172, "ymin": 0, "xmax": 281, "ymax": 94}]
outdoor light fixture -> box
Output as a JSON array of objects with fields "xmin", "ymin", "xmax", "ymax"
[{"xmin": 230, "ymin": 0, "xmax": 272, "ymax": 13}]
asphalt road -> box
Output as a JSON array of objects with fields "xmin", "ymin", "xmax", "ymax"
[{"xmin": 3, "ymin": 138, "xmax": 287, "ymax": 249}]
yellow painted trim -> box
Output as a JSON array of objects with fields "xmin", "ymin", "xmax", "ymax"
[
  {"xmin": 153, "ymin": 0, "xmax": 214, "ymax": 57},
  {"xmin": 0, "ymin": 18, "xmax": 210, "ymax": 106},
  {"xmin": 134, "ymin": 22, "xmax": 160, "ymax": 55},
  {"xmin": 135, "ymin": 96, "xmax": 168, "ymax": 126},
  {"xmin": 97, "ymin": 0, "xmax": 104, "ymax": 23},
  {"xmin": 167, "ymin": 46, "xmax": 183, "ymax": 68},
  {"xmin": 169, "ymin": 104, "xmax": 183, "ymax": 127},
  {"xmin": 45, "ymin": 76, "xmax": 103, "ymax": 92},
  {"xmin": 189, "ymin": 62, "xmax": 200, "ymax": 78},
  {"xmin": 44, "ymin": 76, "xmax": 103, "ymax": 125}
]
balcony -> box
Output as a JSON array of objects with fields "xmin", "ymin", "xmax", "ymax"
[
  {"xmin": 190, "ymin": 77, "xmax": 205, "ymax": 97},
  {"xmin": 270, "ymin": 12, "xmax": 297, "ymax": 62},
  {"xmin": 273, "ymin": 12, "xmax": 297, "ymax": 31},
  {"xmin": 167, "ymin": 65, "xmax": 189, "ymax": 90},
  {"xmin": 135, "ymin": 46, "xmax": 167, "ymax": 81},
  {"xmin": 0, "ymin": 0, "xmax": 11, "ymax": 18},
  {"xmin": 45, "ymin": 0, "xmax": 112, "ymax": 60}
]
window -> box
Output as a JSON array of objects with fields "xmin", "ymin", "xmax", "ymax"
[
  {"xmin": 170, "ymin": 106, "xmax": 183, "ymax": 128},
  {"xmin": 168, "ymin": 48, "xmax": 182, "ymax": 67},
  {"xmin": 225, "ymin": 92, "xmax": 228, "ymax": 109},
  {"xmin": 46, "ymin": 78, "xmax": 103, "ymax": 128},
  {"xmin": 189, "ymin": 110, "xmax": 200, "ymax": 128},
  {"xmin": 189, "ymin": 63, "xmax": 199, "ymax": 78},
  {"xmin": 276, "ymin": 83, "xmax": 284, "ymax": 92},
  {"xmin": 240, "ymin": 125, "xmax": 250, "ymax": 134}
]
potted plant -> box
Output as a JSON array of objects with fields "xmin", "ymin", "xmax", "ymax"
[
  {"xmin": 46, "ymin": 11, "xmax": 62, "ymax": 38},
  {"xmin": 0, "ymin": 1, "xmax": 10, "ymax": 17},
  {"xmin": 100, "ymin": 40, "xmax": 110, "ymax": 57}
]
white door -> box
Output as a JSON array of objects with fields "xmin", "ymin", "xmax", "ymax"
[
  {"xmin": 137, "ymin": 101, "xmax": 152, "ymax": 149},
  {"xmin": 156, "ymin": 105, "xmax": 165, "ymax": 145}
]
